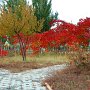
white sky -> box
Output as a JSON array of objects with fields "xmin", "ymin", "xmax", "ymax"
[{"xmin": 51, "ymin": 0, "xmax": 90, "ymax": 24}]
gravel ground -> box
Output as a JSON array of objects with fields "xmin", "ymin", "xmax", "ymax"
[{"xmin": 0, "ymin": 64, "xmax": 67, "ymax": 90}]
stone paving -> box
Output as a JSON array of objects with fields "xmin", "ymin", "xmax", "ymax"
[{"xmin": 0, "ymin": 64, "xmax": 67, "ymax": 90}]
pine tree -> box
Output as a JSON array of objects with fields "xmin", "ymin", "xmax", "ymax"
[
  {"xmin": 2, "ymin": 0, "xmax": 27, "ymax": 12},
  {"xmin": 32, "ymin": 0, "xmax": 58, "ymax": 32}
]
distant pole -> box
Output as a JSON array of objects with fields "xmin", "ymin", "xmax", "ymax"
[{"xmin": 71, "ymin": 20, "xmax": 72, "ymax": 23}]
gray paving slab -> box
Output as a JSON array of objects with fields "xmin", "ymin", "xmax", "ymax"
[{"xmin": 0, "ymin": 64, "xmax": 67, "ymax": 90}]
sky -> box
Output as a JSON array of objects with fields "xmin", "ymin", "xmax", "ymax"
[
  {"xmin": 51, "ymin": 0, "xmax": 90, "ymax": 24},
  {"xmin": 0, "ymin": 0, "xmax": 90, "ymax": 24}
]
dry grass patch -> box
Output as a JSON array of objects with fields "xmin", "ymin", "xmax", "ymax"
[
  {"xmin": 0, "ymin": 53, "xmax": 69, "ymax": 72},
  {"xmin": 44, "ymin": 63, "xmax": 90, "ymax": 90},
  {"xmin": 43, "ymin": 50, "xmax": 90, "ymax": 90}
]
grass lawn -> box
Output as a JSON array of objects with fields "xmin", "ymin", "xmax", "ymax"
[{"xmin": 0, "ymin": 53, "xmax": 69, "ymax": 72}]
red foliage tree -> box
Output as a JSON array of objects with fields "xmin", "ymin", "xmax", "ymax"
[{"xmin": 13, "ymin": 18, "xmax": 90, "ymax": 55}]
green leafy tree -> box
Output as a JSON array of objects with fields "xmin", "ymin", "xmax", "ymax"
[
  {"xmin": 32, "ymin": 0, "xmax": 58, "ymax": 32},
  {"xmin": 0, "ymin": 2, "xmax": 44, "ymax": 61},
  {"xmin": 2, "ymin": 0, "xmax": 27, "ymax": 12}
]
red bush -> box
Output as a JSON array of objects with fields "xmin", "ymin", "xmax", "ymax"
[{"xmin": 0, "ymin": 48, "xmax": 8, "ymax": 56}]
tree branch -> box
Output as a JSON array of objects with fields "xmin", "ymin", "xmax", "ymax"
[{"xmin": 18, "ymin": 23, "xmax": 25, "ymax": 33}]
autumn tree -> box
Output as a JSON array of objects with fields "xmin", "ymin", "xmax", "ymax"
[
  {"xmin": 77, "ymin": 18, "xmax": 90, "ymax": 47},
  {"xmin": 32, "ymin": 0, "xmax": 58, "ymax": 32},
  {"xmin": 0, "ymin": 2, "xmax": 44, "ymax": 61}
]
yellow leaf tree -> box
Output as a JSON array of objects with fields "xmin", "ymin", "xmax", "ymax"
[{"xmin": 0, "ymin": 3, "xmax": 44, "ymax": 61}]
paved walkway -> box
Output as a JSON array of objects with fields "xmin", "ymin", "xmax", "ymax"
[{"xmin": 0, "ymin": 64, "xmax": 67, "ymax": 90}]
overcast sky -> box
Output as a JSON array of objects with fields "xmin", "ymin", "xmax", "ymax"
[
  {"xmin": 51, "ymin": 0, "xmax": 90, "ymax": 24},
  {"xmin": 0, "ymin": 0, "xmax": 90, "ymax": 24}
]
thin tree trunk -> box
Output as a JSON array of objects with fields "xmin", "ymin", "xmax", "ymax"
[
  {"xmin": 22, "ymin": 43, "xmax": 26, "ymax": 61},
  {"xmin": 15, "ymin": 33, "xmax": 29, "ymax": 61},
  {"xmin": 20, "ymin": 42, "xmax": 26, "ymax": 61},
  {"xmin": 17, "ymin": 34, "xmax": 26, "ymax": 61}
]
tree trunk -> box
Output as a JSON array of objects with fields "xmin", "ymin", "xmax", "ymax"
[
  {"xmin": 16, "ymin": 33, "xmax": 29, "ymax": 61},
  {"xmin": 20, "ymin": 42, "xmax": 26, "ymax": 61},
  {"xmin": 17, "ymin": 35, "xmax": 26, "ymax": 61}
]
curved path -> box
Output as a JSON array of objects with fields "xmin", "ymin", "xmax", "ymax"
[{"xmin": 0, "ymin": 64, "xmax": 67, "ymax": 90}]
